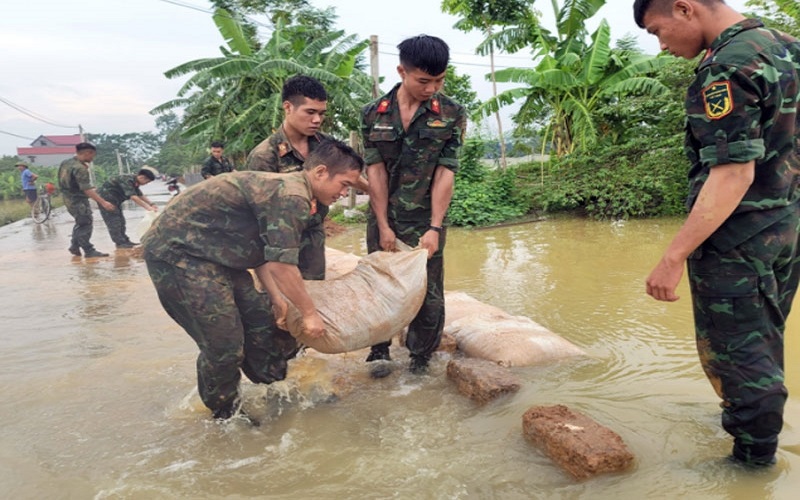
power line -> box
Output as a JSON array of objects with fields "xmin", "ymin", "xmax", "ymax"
[
  {"xmin": 376, "ymin": 40, "xmax": 534, "ymax": 60},
  {"xmin": 377, "ymin": 51, "xmax": 529, "ymax": 70},
  {"xmin": 0, "ymin": 96, "xmax": 78, "ymax": 129},
  {"xmin": 158, "ymin": 0, "xmax": 275, "ymax": 32},
  {"xmin": 0, "ymin": 130, "xmax": 36, "ymax": 141}
]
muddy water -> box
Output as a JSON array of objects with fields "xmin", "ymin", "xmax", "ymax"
[{"xmin": 1, "ymin": 183, "xmax": 798, "ymax": 499}]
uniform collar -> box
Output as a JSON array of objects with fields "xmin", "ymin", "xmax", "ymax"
[
  {"xmin": 708, "ymin": 18, "xmax": 764, "ymax": 54},
  {"xmin": 379, "ymin": 83, "xmax": 441, "ymax": 115}
]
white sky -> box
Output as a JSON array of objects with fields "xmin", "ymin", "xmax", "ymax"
[{"xmin": 1, "ymin": 0, "xmax": 748, "ymax": 158}]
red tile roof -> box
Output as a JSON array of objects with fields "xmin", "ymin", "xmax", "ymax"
[
  {"xmin": 40, "ymin": 134, "xmax": 83, "ymax": 146},
  {"xmin": 17, "ymin": 146, "xmax": 75, "ymax": 155}
]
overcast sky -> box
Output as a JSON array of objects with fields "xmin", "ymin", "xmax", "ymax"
[{"xmin": 2, "ymin": 0, "xmax": 748, "ymax": 158}]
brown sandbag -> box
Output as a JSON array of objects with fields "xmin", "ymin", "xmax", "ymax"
[{"xmin": 284, "ymin": 246, "xmax": 428, "ymax": 354}]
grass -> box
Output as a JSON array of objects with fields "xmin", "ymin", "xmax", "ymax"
[{"xmin": 0, "ymin": 196, "xmax": 64, "ymax": 226}]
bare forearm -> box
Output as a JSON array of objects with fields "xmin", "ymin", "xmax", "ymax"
[
  {"xmin": 84, "ymin": 188, "xmax": 108, "ymax": 205},
  {"xmin": 263, "ymin": 262, "xmax": 316, "ymax": 315},
  {"xmin": 430, "ymin": 167, "xmax": 455, "ymax": 227},
  {"xmin": 663, "ymin": 161, "xmax": 754, "ymax": 263}
]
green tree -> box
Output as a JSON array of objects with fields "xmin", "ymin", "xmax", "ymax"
[
  {"xmin": 443, "ymin": 65, "xmax": 481, "ymax": 116},
  {"xmin": 746, "ymin": 0, "xmax": 800, "ymax": 37},
  {"xmin": 442, "ymin": 0, "xmax": 533, "ymax": 168},
  {"xmin": 480, "ymin": 0, "xmax": 668, "ymax": 157},
  {"xmin": 151, "ymin": 5, "xmax": 372, "ymax": 158}
]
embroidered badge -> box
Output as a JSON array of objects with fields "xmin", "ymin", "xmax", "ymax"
[
  {"xmin": 376, "ymin": 99, "xmax": 390, "ymax": 113},
  {"xmin": 431, "ymin": 98, "xmax": 440, "ymax": 114},
  {"xmin": 278, "ymin": 142, "xmax": 289, "ymax": 157},
  {"xmin": 427, "ymin": 119, "xmax": 446, "ymax": 128},
  {"xmin": 702, "ymin": 81, "xmax": 733, "ymax": 120}
]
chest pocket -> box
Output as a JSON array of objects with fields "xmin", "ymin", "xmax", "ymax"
[
  {"xmin": 419, "ymin": 128, "xmax": 452, "ymax": 141},
  {"xmin": 368, "ymin": 130, "xmax": 398, "ymax": 142}
]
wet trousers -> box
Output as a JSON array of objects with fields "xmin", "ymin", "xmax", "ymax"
[
  {"xmin": 688, "ymin": 208, "xmax": 800, "ymax": 464},
  {"xmin": 367, "ymin": 217, "xmax": 445, "ymax": 359},
  {"xmin": 99, "ymin": 202, "xmax": 131, "ymax": 245},
  {"xmin": 63, "ymin": 197, "xmax": 96, "ymax": 252},
  {"xmin": 145, "ymin": 256, "xmax": 299, "ymax": 413}
]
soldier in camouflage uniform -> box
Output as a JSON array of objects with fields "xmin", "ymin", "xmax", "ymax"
[
  {"xmin": 57, "ymin": 142, "xmax": 117, "ymax": 258},
  {"xmin": 142, "ymin": 138, "xmax": 364, "ymax": 421},
  {"xmin": 636, "ymin": 0, "xmax": 800, "ymax": 467},
  {"xmin": 97, "ymin": 167, "xmax": 159, "ymax": 248},
  {"xmin": 200, "ymin": 141, "xmax": 235, "ymax": 179},
  {"xmin": 245, "ymin": 75, "xmax": 334, "ymax": 281},
  {"xmin": 361, "ymin": 35, "xmax": 467, "ymax": 377}
]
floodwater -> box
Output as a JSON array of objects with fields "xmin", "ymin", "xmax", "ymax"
[{"xmin": 1, "ymin": 180, "xmax": 798, "ymax": 499}]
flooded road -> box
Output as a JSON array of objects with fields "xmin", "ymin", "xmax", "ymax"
[{"xmin": 1, "ymin": 181, "xmax": 798, "ymax": 499}]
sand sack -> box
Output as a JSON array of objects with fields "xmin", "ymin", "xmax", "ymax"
[{"xmin": 284, "ymin": 245, "xmax": 428, "ymax": 354}]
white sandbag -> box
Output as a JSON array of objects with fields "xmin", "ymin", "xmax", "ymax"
[
  {"xmin": 136, "ymin": 210, "xmax": 159, "ymax": 240},
  {"xmin": 444, "ymin": 291, "xmax": 509, "ymax": 326},
  {"xmin": 284, "ymin": 246, "xmax": 428, "ymax": 354},
  {"xmin": 324, "ymin": 247, "xmax": 361, "ymax": 279}
]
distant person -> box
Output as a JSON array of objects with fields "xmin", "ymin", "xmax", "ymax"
[
  {"xmin": 142, "ymin": 138, "xmax": 364, "ymax": 422},
  {"xmin": 201, "ymin": 141, "xmax": 235, "ymax": 179},
  {"xmin": 635, "ymin": 0, "xmax": 800, "ymax": 467},
  {"xmin": 58, "ymin": 142, "xmax": 116, "ymax": 258},
  {"xmin": 97, "ymin": 167, "xmax": 159, "ymax": 248},
  {"xmin": 245, "ymin": 75, "xmax": 367, "ymax": 279},
  {"xmin": 361, "ymin": 35, "xmax": 467, "ymax": 377},
  {"xmin": 16, "ymin": 161, "xmax": 38, "ymax": 206}
]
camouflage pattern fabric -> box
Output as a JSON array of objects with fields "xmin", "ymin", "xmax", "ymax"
[
  {"xmin": 361, "ymin": 84, "xmax": 465, "ymax": 359},
  {"xmin": 361, "ymin": 83, "xmax": 467, "ymax": 223},
  {"xmin": 142, "ymin": 171, "xmax": 314, "ymax": 413},
  {"xmin": 200, "ymin": 155, "xmax": 234, "ymax": 178},
  {"xmin": 98, "ymin": 174, "xmax": 143, "ymax": 244},
  {"xmin": 58, "ymin": 157, "xmax": 97, "ymax": 252},
  {"xmin": 683, "ymin": 19, "xmax": 800, "ymax": 465},
  {"xmin": 366, "ymin": 218, "xmax": 446, "ymax": 358},
  {"xmin": 146, "ymin": 257, "xmax": 299, "ymax": 413},
  {"xmin": 243, "ymin": 129, "xmax": 331, "ymax": 280}
]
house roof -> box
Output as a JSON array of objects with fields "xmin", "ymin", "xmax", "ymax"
[
  {"xmin": 17, "ymin": 146, "xmax": 76, "ymax": 155},
  {"xmin": 30, "ymin": 134, "xmax": 83, "ymax": 146}
]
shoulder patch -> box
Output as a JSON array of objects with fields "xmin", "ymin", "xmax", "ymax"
[
  {"xmin": 702, "ymin": 81, "xmax": 733, "ymax": 120},
  {"xmin": 377, "ymin": 99, "xmax": 391, "ymax": 114},
  {"xmin": 430, "ymin": 98, "xmax": 440, "ymax": 114},
  {"xmin": 427, "ymin": 119, "xmax": 446, "ymax": 128},
  {"xmin": 278, "ymin": 142, "xmax": 289, "ymax": 157}
]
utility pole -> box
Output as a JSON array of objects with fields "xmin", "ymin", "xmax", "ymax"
[
  {"xmin": 115, "ymin": 150, "xmax": 124, "ymax": 175},
  {"xmin": 370, "ymin": 35, "xmax": 380, "ymax": 99}
]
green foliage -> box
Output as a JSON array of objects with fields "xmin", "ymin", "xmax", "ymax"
[
  {"xmin": 448, "ymin": 139, "xmax": 531, "ymax": 226},
  {"xmin": 522, "ymin": 135, "xmax": 688, "ymax": 220},
  {"xmin": 443, "ymin": 65, "xmax": 481, "ymax": 116},
  {"xmin": 328, "ymin": 202, "xmax": 369, "ymax": 225},
  {"xmin": 746, "ymin": 0, "xmax": 800, "ymax": 37}
]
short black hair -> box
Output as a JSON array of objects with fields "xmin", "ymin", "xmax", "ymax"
[
  {"xmin": 210, "ymin": 141, "xmax": 225, "ymax": 149},
  {"xmin": 282, "ymin": 75, "xmax": 327, "ymax": 106},
  {"xmin": 634, "ymin": 0, "xmax": 722, "ymax": 28},
  {"xmin": 137, "ymin": 168, "xmax": 156, "ymax": 181},
  {"xmin": 397, "ymin": 35, "xmax": 450, "ymax": 76},
  {"xmin": 76, "ymin": 142, "xmax": 96, "ymax": 152},
  {"xmin": 304, "ymin": 138, "xmax": 364, "ymax": 176}
]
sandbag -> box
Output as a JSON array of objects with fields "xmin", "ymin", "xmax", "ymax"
[
  {"xmin": 284, "ymin": 245, "xmax": 428, "ymax": 354},
  {"xmin": 136, "ymin": 210, "xmax": 159, "ymax": 240}
]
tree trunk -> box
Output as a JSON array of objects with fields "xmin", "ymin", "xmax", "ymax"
[{"xmin": 487, "ymin": 27, "xmax": 507, "ymax": 170}]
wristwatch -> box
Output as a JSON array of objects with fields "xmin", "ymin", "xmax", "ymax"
[{"xmin": 429, "ymin": 225, "xmax": 443, "ymax": 233}]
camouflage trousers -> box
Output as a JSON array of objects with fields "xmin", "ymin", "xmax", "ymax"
[
  {"xmin": 687, "ymin": 208, "xmax": 800, "ymax": 465},
  {"xmin": 99, "ymin": 202, "xmax": 131, "ymax": 245},
  {"xmin": 367, "ymin": 217, "xmax": 445, "ymax": 359},
  {"xmin": 145, "ymin": 256, "xmax": 299, "ymax": 413},
  {"xmin": 297, "ymin": 205, "xmax": 328, "ymax": 280},
  {"xmin": 63, "ymin": 196, "xmax": 96, "ymax": 252}
]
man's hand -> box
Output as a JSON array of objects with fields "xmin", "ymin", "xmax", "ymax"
[
  {"xmin": 272, "ymin": 297, "xmax": 289, "ymax": 330},
  {"xmin": 418, "ymin": 229, "xmax": 440, "ymax": 259},
  {"xmin": 379, "ymin": 227, "xmax": 397, "ymax": 252},
  {"xmin": 101, "ymin": 200, "xmax": 116, "ymax": 211},
  {"xmin": 646, "ymin": 255, "xmax": 684, "ymax": 302},
  {"xmin": 301, "ymin": 311, "xmax": 326, "ymax": 339}
]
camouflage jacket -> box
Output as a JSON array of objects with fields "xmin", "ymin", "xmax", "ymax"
[
  {"xmin": 142, "ymin": 171, "xmax": 315, "ymax": 270},
  {"xmin": 98, "ymin": 174, "xmax": 142, "ymax": 205},
  {"xmin": 57, "ymin": 157, "xmax": 93, "ymax": 201},
  {"xmin": 361, "ymin": 83, "xmax": 466, "ymax": 222},
  {"xmin": 200, "ymin": 155, "xmax": 234, "ymax": 178},
  {"xmin": 685, "ymin": 18, "xmax": 800, "ymax": 252},
  {"xmin": 245, "ymin": 127, "xmax": 331, "ymax": 173}
]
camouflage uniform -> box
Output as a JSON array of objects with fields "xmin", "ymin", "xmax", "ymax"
[
  {"xmin": 361, "ymin": 83, "xmax": 466, "ymax": 361},
  {"xmin": 684, "ymin": 19, "xmax": 800, "ymax": 465},
  {"xmin": 200, "ymin": 155, "xmax": 234, "ymax": 178},
  {"xmin": 58, "ymin": 157, "xmax": 99, "ymax": 253},
  {"xmin": 97, "ymin": 174, "xmax": 143, "ymax": 245},
  {"xmin": 142, "ymin": 171, "xmax": 314, "ymax": 414},
  {"xmin": 244, "ymin": 128, "xmax": 331, "ymax": 280}
]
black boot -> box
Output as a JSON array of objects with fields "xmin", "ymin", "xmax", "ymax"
[
  {"xmin": 84, "ymin": 249, "xmax": 109, "ymax": 258},
  {"xmin": 409, "ymin": 355, "xmax": 430, "ymax": 375},
  {"xmin": 366, "ymin": 346, "xmax": 392, "ymax": 379},
  {"xmin": 68, "ymin": 246, "xmax": 81, "ymax": 256}
]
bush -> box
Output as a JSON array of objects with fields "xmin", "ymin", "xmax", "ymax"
[{"xmin": 519, "ymin": 135, "xmax": 689, "ymax": 219}]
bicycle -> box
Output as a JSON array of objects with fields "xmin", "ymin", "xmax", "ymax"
[{"xmin": 31, "ymin": 183, "xmax": 55, "ymax": 224}]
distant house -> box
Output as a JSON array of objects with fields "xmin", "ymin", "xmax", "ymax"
[{"xmin": 17, "ymin": 134, "xmax": 83, "ymax": 167}]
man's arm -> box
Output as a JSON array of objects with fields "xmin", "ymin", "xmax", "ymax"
[
  {"xmin": 646, "ymin": 160, "xmax": 755, "ymax": 302},
  {"xmin": 130, "ymin": 194, "xmax": 158, "ymax": 211},
  {"xmin": 254, "ymin": 261, "xmax": 325, "ymax": 338},
  {"xmin": 367, "ymin": 162, "xmax": 395, "ymax": 251},
  {"xmin": 200, "ymin": 158, "xmax": 213, "ymax": 179},
  {"xmin": 84, "ymin": 187, "xmax": 116, "ymax": 211},
  {"xmin": 418, "ymin": 166, "xmax": 455, "ymax": 258}
]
